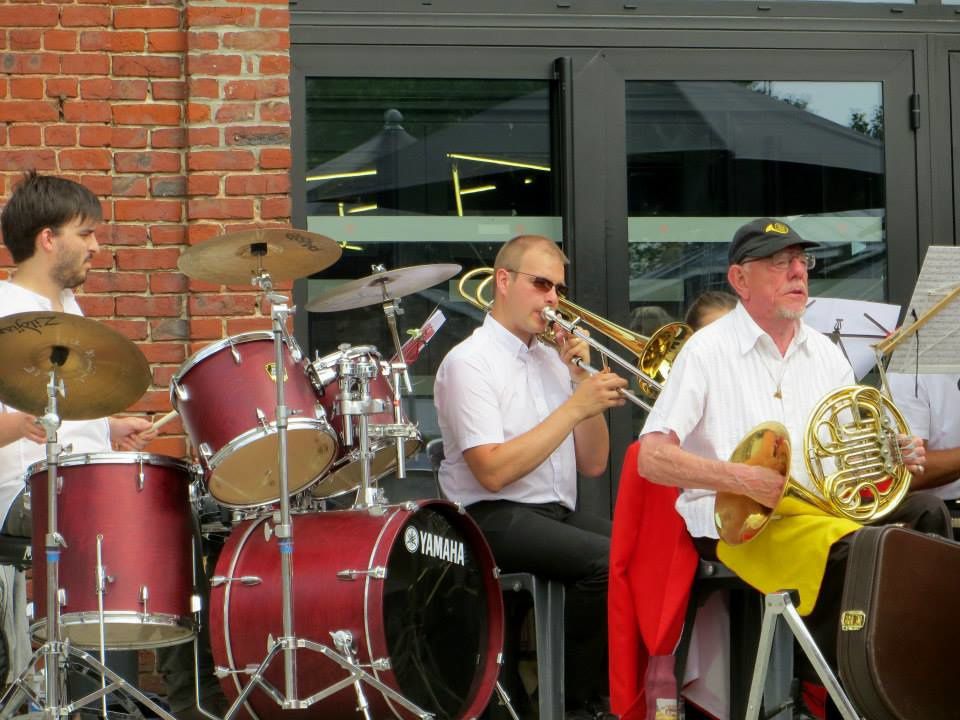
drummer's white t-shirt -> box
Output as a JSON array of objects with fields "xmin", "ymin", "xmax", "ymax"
[{"xmin": 0, "ymin": 282, "xmax": 111, "ymax": 527}]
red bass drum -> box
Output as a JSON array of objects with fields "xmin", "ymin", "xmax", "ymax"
[{"xmin": 210, "ymin": 499, "xmax": 504, "ymax": 719}]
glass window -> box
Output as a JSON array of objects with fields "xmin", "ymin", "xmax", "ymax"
[
  {"xmin": 302, "ymin": 78, "xmax": 558, "ymax": 455},
  {"xmin": 625, "ymin": 80, "xmax": 885, "ymax": 424}
]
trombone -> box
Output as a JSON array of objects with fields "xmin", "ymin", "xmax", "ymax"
[{"xmin": 457, "ymin": 267, "xmax": 692, "ymax": 411}]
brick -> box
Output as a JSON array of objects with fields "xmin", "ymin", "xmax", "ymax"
[
  {"xmin": 145, "ymin": 436, "xmax": 186, "ymax": 458},
  {"xmin": 117, "ymin": 295, "xmax": 183, "ymax": 317},
  {"xmin": 80, "ymin": 30, "xmax": 145, "ymax": 53},
  {"xmin": 226, "ymin": 317, "xmax": 273, "ymax": 335},
  {"xmin": 46, "ymin": 78, "xmax": 78, "ymax": 99},
  {"xmin": 186, "ymin": 175, "xmax": 219, "ymax": 196},
  {"xmin": 63, "ymin": 101, "xmax": 111, "ymax": 123},
  {"xmin": 214, "ymin": 104, "xmax": 256, "ymax": 123},
  {"xmin": 189, "ymin": 294, "xmax": 257, "ymax": 317},
  {"xmin": 222, "ymin": 30, "xmax": 288, "ymax": 52},
  {"xmin": 84, "ymin": 271, "xmax": 148, "ymax": 293},
  {"xmin": 0, "ymin": 150, "xmax": 56, "ymax": 171},
  {"xmin": 129, "ymin": 389, "xmax": 169, "ymax": 413},
  {"xmin": 186, "ymin": 6, "xmax": 255, "ymax": 27},
  {"xmin": 112, "ymin": 127, "xmax": 148, "ymax": 148},
  {"xmin": 150, "ymin": 176, "xmax": 185, "ymax": 197},
  {"xmin": 90, "ymin": 78, "xmax": 150, "ymax": 100},
  {"xmin": 44, "ymin": 126, "xmax": 77, "ymax": 146},
  {"xmin": 223, "ymin": 78, "xmax": 288, "ymax": 101},
  {"xmin": 61, "ymin": 7, "xmax": 111, "ymax": 27},
  {"xmin": 225, "ymin": 174, "xmax": 289, "ymax": 196},
  {"xmin": 186, "ymin": 55, "xmax": 242, "ymax": 76},
  {"xmin": 186, "ymin": 225, "xmax": 222, "ymax": 246},
  {"xmin": 260, "ymin": 197, "xmax": 290, "ymax": 220},
  {"xmin": 139, "ymin": 342, "xmax": 185, "ymax": 364},
  {"xmin": 88, "ymin": 247, "xmax": 114, "ymax": 267},
  {"xmin": 259, "ymin": 9, "xmax": 289, "ymax": 28},
  {"xmin": 188, "ymin": 318, "xmax": 222, "ymax": 339},
  {"xmin": 259, "ymin": 148, "xmax": 290, "ymax": 170},
  {"xmin": 149, "ymin": 226, "xmax": 186, "ymax": 245},
  {"xmin": 113, "ymin": 104, "xmax": 181, "ymax": 126},
  {"xmin": 111, "ymin": 176, "xmax": 149, "ymax": 197},
  {"xmin": 102, "ymin": 319, "xmax": 149, "ymax": 340},
  {"xmin": 78, "ymin": 126, "xmax": 113, "ymax": 147},
  {"xmin": 42, "ymin": 30, "xmax": 77, "ymax": 52},
  {"xmin": 259, "ymin": 102, "xmax": 290, "ymax": 123},
  {"xmin": 226, "ymin": 126, "xmax": 289, "ymax": 147},
  {"xmin": 152, "ymin": 80, "xmax": 186, "ymax": 101},
  {"xmin": 115, "ymin": 151, "xmax": 181, "ymax": 173},
  {"xmin": 187, "ymin": 150, "xmax": 256, "ymax": 172},
  {"xmin": 149, "ymin": 317, "xmax": 188, "ymax": 341},
  {"xmin": 186, "ymin": 127, "xmax": 218, "ymax": 147},
  {"xmin": 112, "ymin": 56, "xmax": 182, "ymax": 79},
  {"xmin": 10, "ymin": 126, "xmax": 41, "ymax": 146},
  {"xmin": 81, "ymin": 178, "xmax": 113, "ymax": 200},
  {"xmin": 75, "ymin": 295, "xmax": 115, "ymax": 316},
  {"xmin": 111, "ymin": 225, "xmax": 149, "ymax": 245},
  {"xmin": 0, "ymin": 53, "xmax": 60, "ymax": 75},
  {"xmin": 150, "ymin": 128, "xmax": 186, "ymax": 149},
  {"xmin": 0, "ymin": 101, "xmax": 58, "ymax": 122},
  {"xmin": 186, "ymin": 103, "xmax": 210, "ymax": 123},
  {"xmin": 187, "ymin": 198, "xmax": 254, "ymax": 221},
  {"xmin": 115, "ymin": 247, "xmax": 182, "ymax": 271},
  {"xmin": 114, "ymin": 201, "xmax": 183, "ymax": 224},
  {"xmin": 114, "ymin": 7, "xmax": 180, "ymax": 28},
  {"xmin": 149, "ymin": 272, "xmax": 188, "ymax": 294},
  {"xmin": 188, "ymin": 78, "xmax": 218, "ymax": 99},
  {"xmin": 148, "ymin": 31, "xmax": 186, "ymax": 53},
  {"xmin": 258, "ymin": 56, "xmax": 290, "ymax": 76},
  {"xmin": 60, "ymin": 149, "xmax": 112, "ymax": 171},
  {"xmin": 186, "ymin": 32, "xmax": 219, "ymax": 52},
  {"xmin": 10, "ymin": 78, "xmax": 43, "ymax": 100},
  {"xmin": 10, "ymin": 30, "xmax": 41, "ymax": 51},
  {"xmin": 0, "ymin": 6, "xmax": 59, "ymax": 27},
  {"xmin": 61, "ymin": 54, "xmax": 111, "ymax": 76}
]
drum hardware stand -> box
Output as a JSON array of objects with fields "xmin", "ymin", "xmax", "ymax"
[
  {"xmin": 0, "ymin": 359, "xmax": 178, "ymax": 720},
  {"xmin": 368, "ymin": 264, "xmax": 414, "ymax": 397},
  {"xmin": 746, "ymin": 591, "xmax": 862, "ymax": 720}
]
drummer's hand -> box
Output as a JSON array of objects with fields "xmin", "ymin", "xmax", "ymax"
[
  {"xmin": 109, "ymin": 416, "xmax": 157, "ymax": 451},
  {"xmin": 16, "ymin": 412, "xmax": 46, "ymax": 445},
  {"xmin": 898, "ymin": 434, "xmax": 926, "ymax": 476}
]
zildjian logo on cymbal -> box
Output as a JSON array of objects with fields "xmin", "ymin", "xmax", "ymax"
[{"xmin": 0, "ymin": 314, "xmax": 61, "ymax": 336}]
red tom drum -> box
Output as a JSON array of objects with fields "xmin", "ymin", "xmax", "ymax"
[
  {"xmin": 28, "ymin": 452, "xmax": 196, "ymax": 649},
  {"xmin": 172, "ymin": 332, "xmax": 338, "ymax": 508},
  {"xmin": 210, "ymin": 499, "xmax": 504, "ymax": 719},
  {"xmin": 309, "ymin": 345, "xmax": 422, "ymax": 499}
]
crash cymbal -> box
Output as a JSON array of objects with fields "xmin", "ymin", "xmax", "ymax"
[
  {"xmin": 0, "ymin": 312, "xmax": 151, "ymax": 420},
  {"xmin": 306, "ymin": 263, "xmax": 462, "ymax": 313},
  {"xmin": 177, "ymin": 228, "xmax": 342, "ymax": 285}
]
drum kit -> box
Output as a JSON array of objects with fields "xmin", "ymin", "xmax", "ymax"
[{"xmin": 0, "ymin": 229, "xmax": 507, "ymax": 720}]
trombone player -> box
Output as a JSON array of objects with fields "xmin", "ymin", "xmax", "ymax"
[
  {"xmin": 636, "ymin": 218, "xmax": 949, "ymax": 719},
  {"xmin": 435, "ymin": 234, "xmax": 626, "ymax": 719}
]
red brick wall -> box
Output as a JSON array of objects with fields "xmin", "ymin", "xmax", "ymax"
[{"xmin": 0, "ymin": 0, "xmax": 292, "ymax": 457}]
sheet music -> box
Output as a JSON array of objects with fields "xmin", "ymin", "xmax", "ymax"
[{"xmin": 887, "ymin": 245, "xmax": 960, "ymax": 374}]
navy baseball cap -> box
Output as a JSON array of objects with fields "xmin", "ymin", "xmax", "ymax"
[{"xmin": 728, "ymin": 218, "xmax": 818, "ymax": 266}]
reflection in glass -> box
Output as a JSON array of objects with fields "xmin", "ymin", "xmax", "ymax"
[{"xmin": 302, "ymin": 78, "xmax": 557, "ymax": 448}]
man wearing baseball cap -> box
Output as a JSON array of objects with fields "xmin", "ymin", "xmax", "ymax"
[{"xmin": 635, "ymin": 217, "xmax": 949, "ymax": 718}]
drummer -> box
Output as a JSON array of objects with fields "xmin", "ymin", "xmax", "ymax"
[{"xmin": 0, "ymin": 171, "xmax": 225, "ymax": 717}]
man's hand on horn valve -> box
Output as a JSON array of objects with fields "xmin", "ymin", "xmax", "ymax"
[{"xmin": 898, "ymin": 434, "xmax": 927, "ymax": 476}]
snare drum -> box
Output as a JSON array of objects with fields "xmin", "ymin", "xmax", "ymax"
[
  {"xmin": 310, "ymin": 345, "xmax": 422, "ymax": 498},
  {"xmin": 210, "ymin": 499, "xmax": 504, "ymax": 719},
  {"xmin": 172, "ymin": 332, "xmax": 338, "ymax": 508},
  {"xmin": 28, "ymin": 452, "xmax": 196, "ymax": 649}
]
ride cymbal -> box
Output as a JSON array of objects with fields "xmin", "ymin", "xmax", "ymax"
[
  {"xmin": 306, "ymin": 263, "xmax": 462, "ymax": 313},
  {"xmin": 0, "ymin": 312, "xmax": 151, "ymax": 420},
  {"xmin": 177, "ymin": 228, "xmax": 342, "ymax": 285}
]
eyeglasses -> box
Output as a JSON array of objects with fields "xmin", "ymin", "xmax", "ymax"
[
  {"xmin": 744, "ymin": 251, "xmax": 816, "ymax": 272},
  {"xmin": 506, "ymin": 268, "xmax": 568, "ymax": 296}
]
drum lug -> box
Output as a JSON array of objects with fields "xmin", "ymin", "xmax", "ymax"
[
  {"xmin": 256, "ymin": 407, "xmax": 269, "ymax": 431},
  {"xmin": 171, "ymin": 377, "xmax": 189, "ymax": 402},
  {"xmin": 336, "ymin": 566, "xmax": 387, "ymax": 581},
  {"xmin": 199, "ymin": 443, "xmax": 213, "ymax": 465},
  {"xmin": 191, "ymin": 593, "xmax": 203, "ymax": 613},
  {"xmin": 139, "ymin": 586, "xmax": 148, "ymax": 614},
  {"xmin": 370, "ymin": 657, "xmax": 392, "ymax": 672},
  {"xmin": 228, "ymin": 338, "xmax": 241, "ymax": 364},
  {"xmin": 26, "ymin": 602, "xmax": 33, "ymax": 621},
  {"xmin": 57, "ymin": 588, "xmax": 67, "ymax": 608},
  {"xmin": 210, "ymin": 575, "xmax": 262, "ymax": 588},
  {"xmin": 137, "ymin": 457, "xmax": 145, "ymax": 491}
]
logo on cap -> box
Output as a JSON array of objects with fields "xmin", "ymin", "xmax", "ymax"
[{"xmin": 764, "ymin": 222, "xmax": 790, "ymax": 235}]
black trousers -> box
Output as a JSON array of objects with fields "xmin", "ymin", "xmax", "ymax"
[{"xmin": 467, "ymin": 500, "xmax": 610, "ymax": 708}]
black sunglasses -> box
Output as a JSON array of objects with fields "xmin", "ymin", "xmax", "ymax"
[{"xmin": 507, "ymin": 269, "xmax": 568, "ymax": 296}]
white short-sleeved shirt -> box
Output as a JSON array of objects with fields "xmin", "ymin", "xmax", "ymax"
[
  {"xmin": 0, "ymin": 282, "xmax": 112, "ymax": 524},
  {"xmin": 641, "ymin": 302, "xmax": 855, "ymax": 538},
  {"xmin": 434, "ymin": 313, "xmax": 577, "ymax": 509},
  {"xmin": 887, "ymin": 372, "xmax": 960, "ymax": 500}
]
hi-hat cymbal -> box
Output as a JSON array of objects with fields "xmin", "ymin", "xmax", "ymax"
[
  {"xmin": 0, "ymin": 312, "xmax": 151, "ymax": 420},
  {"xmin": 178, "ymin": 228, "xmax": 342, "ymax": 285},
  {"xmin": 306, "ymin": 263, "xmax": 462, "ymax": 313}
]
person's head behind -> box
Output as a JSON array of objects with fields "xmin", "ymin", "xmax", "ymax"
[
  {"xmin": 726, "ymin": 217, "xmax": 817, "ymax": 327},
  {"xmin": 491, "ymin": 234, "xmax": 568, "ymax": 341},
  {"xmin": 629, "ymin": 305, "xmax": 673, "ymax": 336},
  {"xmin": 685, "ymin": 290, "xmax": 737, "ymax": 331},
  {"xmin": 1, "ymin": 170, "xmax": 102, "ymax": 264}
]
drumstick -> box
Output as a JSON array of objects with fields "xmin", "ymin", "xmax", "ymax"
[{"xmin": 150, "ymin": 409, "xmax": 178, "ymax": 432}]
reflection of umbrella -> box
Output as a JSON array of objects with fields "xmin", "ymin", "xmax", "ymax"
[{"xmin": 627, "ymin": 81, "xmax": 883, "ymax": 174}]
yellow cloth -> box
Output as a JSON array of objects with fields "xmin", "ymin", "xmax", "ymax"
[{"xmin": 717, "ymin": 496, "xmax": 860, "ymax": 615}]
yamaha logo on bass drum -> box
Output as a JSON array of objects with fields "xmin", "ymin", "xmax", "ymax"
[{"xmin": 403, "ymin": 525, "xmax": 465, "ymax": 566}]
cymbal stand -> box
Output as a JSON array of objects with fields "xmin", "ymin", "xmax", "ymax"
[
  {"xmin": 0, "ymin": 354, "xmax": 178, "ymax": 720},
  {"xmin": 336, "ymin": 347, "xmax": 385, "ymax": 509},
  {"xmin": 228, "ymin": 258, "xmax": 431, "ymax": 719}
]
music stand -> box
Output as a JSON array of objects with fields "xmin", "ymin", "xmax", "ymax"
[{"xmin": 805, "ymin": 297, "xmax": 900, "ymax": 380}]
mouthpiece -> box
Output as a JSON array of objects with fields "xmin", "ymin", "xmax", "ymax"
[{"xmin": 541, "ymin": 307, "xmax": 559, "ymax": 322}]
